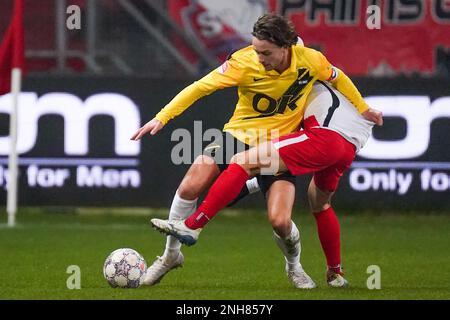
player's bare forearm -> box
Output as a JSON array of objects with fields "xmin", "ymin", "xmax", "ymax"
[{"xmin": 130, "ymin": 118, "xmax": 164, "ymax": 140}]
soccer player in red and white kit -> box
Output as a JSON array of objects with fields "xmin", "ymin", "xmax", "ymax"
[{"xmin": 151, "ymin": 80, "xmax": 383, "ymax": 288}]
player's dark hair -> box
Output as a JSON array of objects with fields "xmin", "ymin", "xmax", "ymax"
[{"xmin": 252, "ymin": 13, "xmax": 298, "ymax": 48}]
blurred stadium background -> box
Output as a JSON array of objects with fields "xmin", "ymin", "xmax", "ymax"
[{"xmin": 0, "ymin": 0, "xmax": 450, "ymax": 299}]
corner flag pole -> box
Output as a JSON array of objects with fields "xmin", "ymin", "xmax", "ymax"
[
  {"xmin": 7, "ymin": 68, "xmax": 21, "ymax": 227},
  {"xmin": 1, "ymin": 0, "xmax": 25, "ymax": 227}
]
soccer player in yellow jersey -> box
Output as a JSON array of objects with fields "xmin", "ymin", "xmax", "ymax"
[{"xmin": 131, "ymin": 13, "xmax": 382, "ymax": 289}]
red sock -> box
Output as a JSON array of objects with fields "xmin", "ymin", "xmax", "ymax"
[
  {"xmin": 185, "ymin": 163, "xmax": 249, "ymax": 229},
  {"xmin": 314, "ymin": 207, "xmax": 341, "ymax": 273}
]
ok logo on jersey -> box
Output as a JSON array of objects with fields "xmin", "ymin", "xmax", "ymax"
[{"xmin": 246, "ymin": 68, "xmax": 313, "ymax": 119}]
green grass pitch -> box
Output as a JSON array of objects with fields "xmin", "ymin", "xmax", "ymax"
[{"xmin": 0, "ymin": 208, "xmax": 449, "ymax": 300}]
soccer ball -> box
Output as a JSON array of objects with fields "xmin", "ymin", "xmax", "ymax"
[{"xmin": 103, "ymin": 248, "xmax": 147, "ymax": 288}]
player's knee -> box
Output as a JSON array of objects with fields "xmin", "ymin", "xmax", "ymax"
[
  {"xmin": 194, "ymin": 154, "xmax": 216, "ymax": 166},
  {"xmin": 177, "ymin": 182, "xmax": 199, "ymax": 200},
  {"xmin": 230, "ymin": 152, "xmax": 245, "ymax": 165},
  {"xmin": 308, "ymin": 195, "xmax": 331, "ymax": 213},
  {"xmin": 229, "ymin": 153, "xmax": 252, "ymax": 174},
  {"xmin": 178, "ymin": 158, "xmax": 218, "ymax": 199},
  {"xmin": 268, "ymin": 213, "xmax": 291, "ymax": 234}
]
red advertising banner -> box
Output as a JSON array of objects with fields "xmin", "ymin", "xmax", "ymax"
[
  {"xmin": 167, "ymin": 0, "xmax": 268, "ymax": 64},
  {"xmin": 168, "ymin": 0, "xmax": 450, "ymax": 76}
]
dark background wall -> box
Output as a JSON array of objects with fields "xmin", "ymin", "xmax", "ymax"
[{"xmin": 0, "ymin": 75, "xmax": 449, "ymax": 210}]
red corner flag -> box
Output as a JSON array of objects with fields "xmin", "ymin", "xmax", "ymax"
[{"xmin": 0, "ymin": 0, "xmax": 25, "ymax": 95}]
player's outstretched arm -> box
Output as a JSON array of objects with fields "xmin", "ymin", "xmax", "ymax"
[
  {"xmin": 362, "ymin": 108, "xmax": 383, "ymax": 126},
  {"xmin": 130, "ymin": 118, "xmax": 164, "ymax": 140}
]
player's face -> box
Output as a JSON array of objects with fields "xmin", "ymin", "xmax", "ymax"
[{"xmin": 252, "ymin": 37, "xmax": 288, "ymax": 72}]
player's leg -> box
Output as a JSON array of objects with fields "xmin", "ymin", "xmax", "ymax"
[
  {"xmin": 183, "ymin": 141, "xmax": 285, "ymax": 228},
  {"xmin": 270, "ymin": 128, "xmax": 355, "ymax": 288},
  {"xmin": 307, "ymin": 135, "xmax": 356, "ymax": 288},
  {"xmin": 307, "ymin": 178, "xmax": 348, "ymax": 287},
  {"xmin": 164, "ymin": 154, "xmax": 220, "ymax": 257},
  {"xmin": 266, "ymin": 180, "xmax": 295, "ymax": 238},
  {"xmin": 150, "ymin": 141, "xmax": 285, "ymax": 243},
  {"xmin": 264, "ymin": 178, "xmax": 316, "ymax": 289},
  {"xmin": 144, "ymin": 154, "xmax": 220, "ymax": 285},
  {"xmin": 308, "ymin": 179, "xmax": 349, "ymax": 288},
  {"xmin": 146, "ymin": 132, "xmax": 252, "ymax": 285}
]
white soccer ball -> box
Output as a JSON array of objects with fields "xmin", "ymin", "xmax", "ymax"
[{"xmin": 103, "ymin": 248, "xmax": 147, "ymax": 288}]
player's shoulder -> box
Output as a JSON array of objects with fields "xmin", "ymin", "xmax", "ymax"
[
  {"xmin": 296, "ymin": 46, "xmax": 326, "ymax": 65},
  {"xmin": 227, "ymin": 45, "xmax": 258, "ymax": 67}
]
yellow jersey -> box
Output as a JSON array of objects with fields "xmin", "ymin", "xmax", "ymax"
[{"xmin": 155, "ymin": 45, "xmax": 369, "ymax": 146}]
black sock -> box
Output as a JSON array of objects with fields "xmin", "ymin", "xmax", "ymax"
[{"xmin": 226, "ymin": 184, "xmax": 250, "ymax": 207}]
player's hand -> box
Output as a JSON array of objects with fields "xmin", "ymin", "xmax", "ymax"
[
  {"xmin": 362, "ymin": 108, "xmax": 383, "ymax": 126},
  {"xmin": 130, "ymin": 118, "xmax": 164, "ymax": 140}
]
